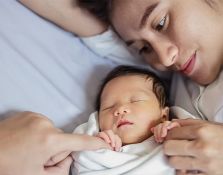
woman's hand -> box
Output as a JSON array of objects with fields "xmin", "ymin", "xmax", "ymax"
[
  {"xmin": 0, "ymin": 111, "xmax": 107, "ymax": 175},
  {"xmin": 45, "ymin": 156, "xmax": 73, "ymax": 175},
  {"xmin": 164, "ymin": 118, "xmax": 223, "ymax": 175}
]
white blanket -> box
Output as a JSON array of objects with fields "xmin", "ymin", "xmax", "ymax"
[{"xmin": 72, "ymin": 112, "xmax": 175, "ymax": 175}]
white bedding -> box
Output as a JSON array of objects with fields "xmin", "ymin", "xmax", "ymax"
[
  {"xmin": 0, "ymin": 0, "xmax": 117, "ymax": 132},
  {"xmin": 1, "ymin": 2, "xmax": 206, "ymax": 175}
]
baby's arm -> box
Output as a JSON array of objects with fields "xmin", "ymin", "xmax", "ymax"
[
  {"xmin": 19, "ymin": 0, "xmax": 107, "ymax": 37},
  {"xmin": 97, "ymin": 130, "xmax": 122, "ymax": 151},
  {"xmin": 151, "ymin": 121, "xmax": 181, "ymax": 143}
]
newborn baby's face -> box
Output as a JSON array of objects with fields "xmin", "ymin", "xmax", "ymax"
[{"xmin": 98, "ymin": 75, "xmax": 168, "ymax": 145}]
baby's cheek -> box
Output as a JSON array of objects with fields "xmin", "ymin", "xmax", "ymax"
[{"xmin": 99, "ymin": 118, "xmax": 113, "ymax": 131}]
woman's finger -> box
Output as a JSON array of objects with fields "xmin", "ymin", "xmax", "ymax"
[
  {"xmin": 164, "ymin": 140, "xmax": 196, "ymax": 156},
  {"xmin": 167, "ymin": 155, "xmax": 204, "ymax": 172},
  {"xmin": 166, "ymin": 125, "xmax": 199, "ymax": 140},
  {"xmin": 45, "ymin": 156, "xmax": 73, "ymax": 175},
  {"xmin": 45, "ymin": 151, "xmax": 71, "ymax": 166},
  {"xmin": 98, "ymin": 132, "xmax": 111, "ymax": 143}
]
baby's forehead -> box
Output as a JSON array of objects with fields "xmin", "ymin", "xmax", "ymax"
[
  {"xmin": 109, "ymin": 74, "xmax": 154, "ymax": 87},
  {"xmin": 101, "ymin": 74, "xmax": 155, "ymax": 98},
  {"xmin": 122, "ymin": 74, "xmax": 155, "ymax": 86}
]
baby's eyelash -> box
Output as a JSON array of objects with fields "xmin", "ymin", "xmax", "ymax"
[
  {"xmin": 101, "ymin": 105, "xmax": 114, "ymax": 111},
  {"xmin": 131, "ymin": 99, "xmax": 145, "ymax": 103}
]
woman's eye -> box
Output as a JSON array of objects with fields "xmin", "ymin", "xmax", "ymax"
[
  {"xmin": 139, "ymin": 43, "xmax": 152, "ymax": 55},
  {"xmin": 156, "ymin": 16, "xmax": 166, "ymax": 31}
]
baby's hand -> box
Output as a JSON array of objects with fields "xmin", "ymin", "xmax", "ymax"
[
  {"xmin": 97, "ymin": 130, "xmax": 122, "ymax": 151},
  {"xmin": 151, "ymin": 121, "xmax": 181, "ymax": 143}
]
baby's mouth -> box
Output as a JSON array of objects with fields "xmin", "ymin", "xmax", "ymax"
[{"xmin": 117, "ymin": 119, "xmax": 133, "ymax": 128}]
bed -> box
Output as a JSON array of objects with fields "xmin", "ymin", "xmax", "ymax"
[
  {"xmin": 1, "ymin": 1, "xmax": 210, "ymax": 175},
  {"xmin": 0, "ymin": 0, "xmax": 120, "ymax": 132}
]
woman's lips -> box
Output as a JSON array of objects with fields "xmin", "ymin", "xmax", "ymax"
[
  {"xmin": 117, "ymin": 120, "xmax": 133, "ymax": 128},
  {"xmin": 180, "ymin": 52, "xmax": 196, "ymax": 75}
]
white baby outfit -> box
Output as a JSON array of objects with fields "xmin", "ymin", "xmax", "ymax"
[{"xmin": 71, "ymin": 112, "xmax": 175, "ymax": 175}]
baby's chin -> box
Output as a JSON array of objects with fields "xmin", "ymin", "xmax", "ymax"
[{"xmin": 120, "ymin": 132, "xmax": 152, "ymax": 145}]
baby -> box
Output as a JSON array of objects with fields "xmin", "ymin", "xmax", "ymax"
[
  {"xmin": 95, "ymin": 65, "xmax": 180, "ymax": 150},
  {"xmin": 72, "ymin": 65, "xmax": 181, "ymax": 175}
]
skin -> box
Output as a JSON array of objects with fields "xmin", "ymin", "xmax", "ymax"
[
  {"xmin": 111, "ymin": 0, "xmax": 223, "ymax": 85},
  {"xmin": 0, "ymin": 1, "xmax": 108, "ymax": 174},
  {"xmin": 110, "ymin": 1, "xmax": 223, "ymax": 174},
  {"xmin": 152, "ymin": 121, "xmax": 181, "ymax": 143},
  {"xmin": 97, "ymin": 120, "xmax": 180, "ymax": 151},
  {"xmin": 164, "ymin": 119, "xmax": 223, "ymax": 175},
  {"xmin": 0, "ymin": 112, "xmax": 110, "ymax": 175},
  {"xmin": 9, "ymin": 0, "xmax": 223, "ymax": 174},
  {"xmin": 98, "ymin": 75, "xmax": 169, "ymax": 146}
]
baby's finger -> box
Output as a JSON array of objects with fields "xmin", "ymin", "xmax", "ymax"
[
  {"xmin": 160, "ymin": 121, "xmax": 172, "ymax": 137},
  {"xmin": 153, "ymin": 125, "xmax": 161, "ymax": 142},
  {"xmin": 167, "ymin": 121, "xmax": 181, "ymax": 130},
  {"xmin": 98, "ymin": 132, "xmax": 111, "ymax": 144},
  {"xmin": 114, "ymin": 135, "xmax": 122, "ymax": 151},
  {"xmin": 157, "ymin": 124, "xmax": 165, "ymax": 142},
  {"xmin": 105, "ymin": 130, "xmax": 116, "ymax": 148},
  {"xmin": 161, "ymin": 123, "xmax": 169, "ymax": 138}
]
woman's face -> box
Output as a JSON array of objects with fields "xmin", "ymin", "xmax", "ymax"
[{"xmin": 111, "ymin": 0, "xmax": 223, "ymax": 85}]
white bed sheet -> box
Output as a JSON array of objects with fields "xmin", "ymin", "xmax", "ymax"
[{"xmin": 0, "ymin": 0, "xmax": 117, "ymax": 132}]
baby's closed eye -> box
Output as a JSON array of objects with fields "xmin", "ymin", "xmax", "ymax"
[{"xmin": 130, "ymin": 97, "xmax": 147, "ymax": 103}]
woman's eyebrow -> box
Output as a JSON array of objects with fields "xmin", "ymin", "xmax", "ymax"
[
  {"xmin": 139, "ymin": 3, "xmax": 158, "ymax": 29},
  {"xmin": 125, "ymin": 3, "xmax": 158, "ymax": 46}
]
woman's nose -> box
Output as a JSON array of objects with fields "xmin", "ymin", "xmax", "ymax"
[
  {"xmin": 151, "ymin": 37, "xmax": 178, "ymax": 67},
  {"xmin": 114, "ymin": 105, "xmax": 130, "ymax": 117}
]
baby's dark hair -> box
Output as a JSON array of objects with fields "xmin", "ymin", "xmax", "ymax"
[
  {"xmin": 95, "ymin": 65, "xmax": 169, "ymax": 111},
  {"xmin": 78, "ymin": 0, "xmax": 111, "ymax": 23}
]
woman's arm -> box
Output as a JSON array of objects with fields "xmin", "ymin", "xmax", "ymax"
[
  {"xmin": 0, "ymin": 111, "xmax": 110, "ymax": 175},
  {"xmin": 19, "ymin": 0, "xmax": 108, "ymax": 37}
]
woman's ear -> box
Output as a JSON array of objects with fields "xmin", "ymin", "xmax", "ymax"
[{"xmin": 161, "ymin": 107, "xmax": 169, "ymax": 121}]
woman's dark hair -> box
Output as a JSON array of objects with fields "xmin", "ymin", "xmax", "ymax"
[
  {"xmin": 95, "ymin": 65, "xmax": 169, "ymax": 111},
  {"xmin": 78, "ymin": 0, "xmax": 111, "ymax": 23}
]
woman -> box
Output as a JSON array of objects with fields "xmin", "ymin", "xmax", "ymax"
[
  {"xmin": 15, "ymin": 0, "xmax": 223, "ymax": 174},
  {"xmin": 93, "ymin": 1, "xmax": 223, "ymax": 174}
]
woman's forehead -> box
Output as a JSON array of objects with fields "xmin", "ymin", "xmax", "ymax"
[
  {"xmin": 111, "ymin": 0, "xmax": 159, "ymax": 38},
  {"xmin": 112, "ymin": 0, "xmax": 159, "ymax": 17}
]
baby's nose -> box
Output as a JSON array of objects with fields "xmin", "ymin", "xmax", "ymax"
[{"xmin": 114, "ymin": 106, "xmax": 130, "ymax": 117}]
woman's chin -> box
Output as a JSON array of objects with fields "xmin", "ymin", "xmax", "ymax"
[{"xmin": 192, "ymin": 70, "xmax": 220, "ymax": 85}]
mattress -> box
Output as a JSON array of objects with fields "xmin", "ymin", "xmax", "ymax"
[{"xmin": 0, "ymin": 0, "xmax": 117, "ymax": 132}]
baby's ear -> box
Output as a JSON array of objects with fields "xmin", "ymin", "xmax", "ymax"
[{"xmin": 161, "ymin": 107, "xmax": 169, "ymax": 121}]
